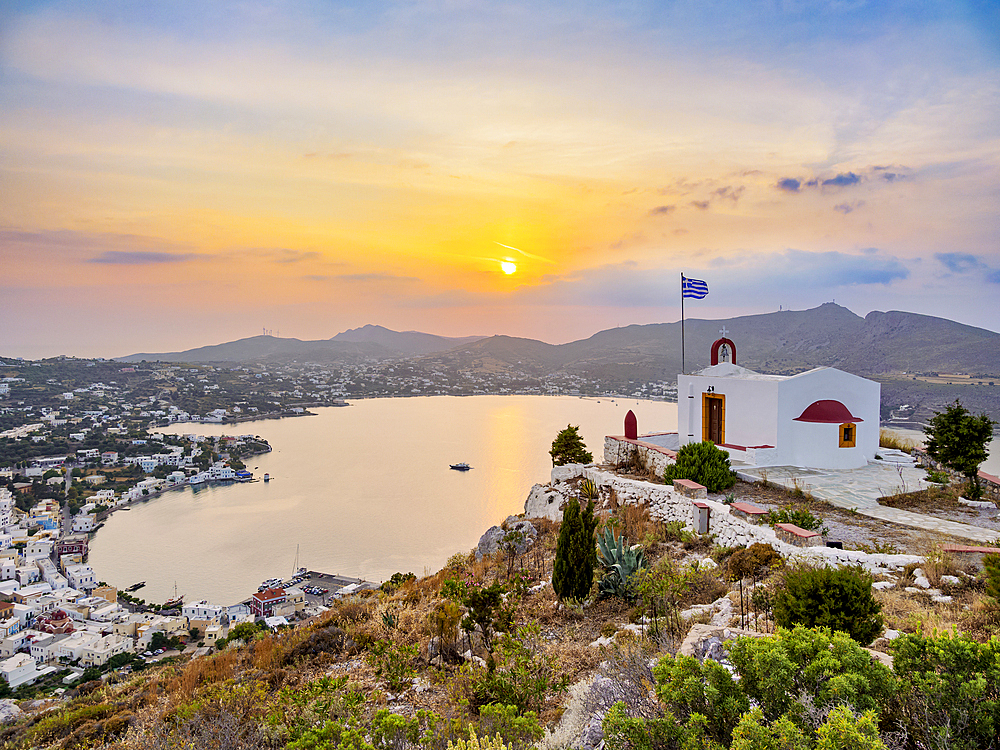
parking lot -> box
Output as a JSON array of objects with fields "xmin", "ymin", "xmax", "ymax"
[{"xmin": 259, "ymin": 570, "xmax": 378, "ymax": 605}]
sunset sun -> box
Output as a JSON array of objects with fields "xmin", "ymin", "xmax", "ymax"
[{"xmin": 500, "ymin": 260, "xmax": 517, "ymax": 275}]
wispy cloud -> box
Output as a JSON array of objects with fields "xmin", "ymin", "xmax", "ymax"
[
  {"xmin": 336, "ymin": 273, "xmax": 419, "ymax": 283},
  {"xmin": 89, "ymin": 251, "xmax": 201, "ymax": 265},
  {"xmin": 649, "ymin": 205, "xmax": 675, "ymax": 215},
  {"xmin": 822, "ymin": 172, "xmax": 861, "ymax": 187},
  {"xmin": 833, "ymin": 201, "xmax": 865, "ymax": 214},
  {"xmin": 776, "ymin": 178, "xmax": 801, "ymax": 192}
]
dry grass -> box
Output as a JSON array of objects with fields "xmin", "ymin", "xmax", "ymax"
[
  {"xmin": 165, "ymin": 648, "xmax": 240, "ymax": 705},
  {"xmin": 879, "ymin": 428, "xmax": 917, "ymax": 453},
  {"xmin": 874, "ymin": 588, "xmax": 964, "ymax": 636},
  {"xmin": 878, "ymin": 484, "xmax": 961, "ymax": 509}
]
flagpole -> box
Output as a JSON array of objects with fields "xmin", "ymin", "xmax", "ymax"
[{"xmin": 680, "ymin": 273, "xmax": 686, "ymax": 375}]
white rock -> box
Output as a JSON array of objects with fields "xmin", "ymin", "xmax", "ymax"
[
  {"xmin": 697, "ymin": 557, "xmax": 718, "ymax": 570},
  {"xmin": 940, "ymin": 575, "xmax": 961, "ymax": 586},
  {"xmin": 904, "ymin": 586, "xmax": 921, "ymax": 594},
  {"xmin": 913, "ymin": 575, "xmax": 931, "ymax": 589},
  {"xmin": 958, "ymin": 497, "xmax": 996, "ymax": 509},
  {"xmin": 913, "ymin": 568, "xmax": 925, "ymax": 579},
  {"xmin": 883, "ymin": 629, "xmax": 901, "ymax": 640},
  {"xmin": 932, "ymin": 595, "xmax": 953, "ymax": 603},
  {"xmin": 872, "ymin": 581, "xmax": 894, "ymax": 590},
  {"xmin": 710, "ymin": 596, "xmax": 734, "ymax": 627}
]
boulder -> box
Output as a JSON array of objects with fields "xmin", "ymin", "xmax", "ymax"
[
  {"xmin": 523, "ymin": 483, "xmax": 566, "ymax": 521},
  {"xmin": 0, "ymin": 700, "xmax": 22, "ymax": 725},
  {"xmin": 476, "ymin": 519, "xmax": 537, "ymax": 560}
]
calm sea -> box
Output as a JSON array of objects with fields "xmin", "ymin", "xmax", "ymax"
[{"xmin": 88, "ymin": 396, "xmax": 677, "ymax": 605}]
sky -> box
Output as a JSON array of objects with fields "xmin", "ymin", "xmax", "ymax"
[{"xmin": 2, "ymin": 0, "xmax": 999, "ymax": 359}]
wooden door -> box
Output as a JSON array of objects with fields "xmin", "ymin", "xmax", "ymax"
[{"xmin": 707, "ymin": 398, "xmax": 722, "ymax": 444}]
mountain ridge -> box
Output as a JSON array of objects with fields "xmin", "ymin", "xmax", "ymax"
[{"xmin": 116, "ymin": 304, "xmax": 1000, "ymax": 380}]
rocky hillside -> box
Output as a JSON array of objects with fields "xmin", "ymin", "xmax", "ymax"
[{"xmin": 2, "ymin": 471, "xmax": 998, "ymax": 750}]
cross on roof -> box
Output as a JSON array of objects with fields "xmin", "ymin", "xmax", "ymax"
[{"xmin": 719, "ymin": 326, "xmax": 729, "ymax": 337}]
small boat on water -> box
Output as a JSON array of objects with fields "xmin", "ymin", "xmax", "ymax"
[
  {"xmin": 450, "ymin": 463, "xmax": 472, "ymax": 471},
  {"xmin": 162, "ymin": 596, "xmax": 184, "ymax": 609},
  {"xmin": 263, "ymin": 473, "xmax": 270, "ymax": 482},
  {"xmin": 127, "ymin": 582, "xmax": 146, "ymax": 592}
]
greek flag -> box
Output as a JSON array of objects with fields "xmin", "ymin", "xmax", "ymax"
[{"xmin": 682, "ymin": 276, "xmax": 709, "ymax": 299}]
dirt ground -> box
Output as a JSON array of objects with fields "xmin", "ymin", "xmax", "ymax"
[{"xmin": 725, "ymin": 480, "xmax": 995, "ymax": 554}]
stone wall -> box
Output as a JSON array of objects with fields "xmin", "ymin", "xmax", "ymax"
[
  {"xmin": 575, "ymin": 467, "xmax": 923, "ymax": 576},
  {"xmin": 523, "ymin": 462, "xmax": 923, "ymax": 574},
  {"xmin": 603, "ymin": 436, "xmax": 676, "ymax": 477}
]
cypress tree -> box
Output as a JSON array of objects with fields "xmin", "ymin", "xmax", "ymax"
[
  {"xmin": 580, "ymin": 498, "xmax": 598, "ymax": 594},
  {"xmin": 553, "ymin": 497, "xmax": 598, "ymax": 601}
]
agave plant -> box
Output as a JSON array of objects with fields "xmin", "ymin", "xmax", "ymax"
[
  {"xmin": 597, "ymin": 526, "xmax": 645, "ymax": 599},
  {"xmin": 580, "ymin": 478, "xmax": 600, "ymax": 501}
]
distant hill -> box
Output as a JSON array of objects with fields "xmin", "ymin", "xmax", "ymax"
[
  {"xmin": 419, "ymin": 303, "xmax": 1000, "ymax": 381},
  {"xmin": 119, "ymin": 304, "xmax": 1000, "ymax": 380},
  {"xmin": 118, "ymin": 328, "xmax": 486, "ymax": 363},
  {"xmin": 330, "ymin": 325, "xmax": 484, "ymax": 356}
]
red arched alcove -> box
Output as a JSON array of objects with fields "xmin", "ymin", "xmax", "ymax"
[{"xmin": 710, "ymin": 337, "xmax": 737, "ymax": 366}]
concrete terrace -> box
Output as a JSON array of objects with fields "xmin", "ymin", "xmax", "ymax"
[{"xmin": 736, "ymin": 462, "xmax": 1000, "ymax": 544}]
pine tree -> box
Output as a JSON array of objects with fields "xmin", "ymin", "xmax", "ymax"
[
  {"xmin": 552, "ymin": 497, "xmax": 597, "ymax": 601},
  {"xmin": 550, "ymin": 425, "xmax": 593, "ymax": 466},
  {"xmin": 924, "ymin": 400, "xmax": 996, "ymax": 499}
]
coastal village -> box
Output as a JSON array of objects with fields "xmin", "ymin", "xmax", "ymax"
[{"xmin": 0, "ymin": 337, "xmax": 996, "ymax": 748}]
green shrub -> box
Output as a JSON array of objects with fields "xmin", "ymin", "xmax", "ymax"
[
  {"xmin": 772, "ymin": 566, "xmax": 884, "ymax": 644},
  {"xmin": 925, "ymin": 469, "xmax": 950, "ymax": 484},
  {"xmin": 461, "ymin": 582, "xmax": 512, "ymax": 652},
  {"xmin": 365, "ymin": 640, "xmax": 417, "ymax": 691},
  {"xmin": 380, "ymin": 571, "xmax": 416, "ymax": 593},
  {"xmin": 765, "ymin": 506, "xmax": 827, "ymax": 534},
  {"xmin": 730, "ymin": 708, "xmax": 808, "ymax": 750},
  {"xmin": 602, "ymin": 701, "xmax": 717, "ymax": 750},
  {"xmin": 726, "ymin": 543, "xmax": 783, "ymax": 581},
  {"xmin": 663, "ymin": 441, "xmax": 736, "ymax": 492},
  {"xmin": 814, "ymin": 705, "xmax": 887, "ymax": 750},
  {"xmin": 727, "ymin": 626, "xmax": 896, "ymax": 725},
  {"xmin": 456, "ymin": 624, "xmax": 568, "ymax": 715},
  {"xmin": 891, "ymin": 630, "xmax": 1000, "ymax": 750},
  {"xmin": 652, "ymin": 653, "xmax": 749, "ymax": 747}
]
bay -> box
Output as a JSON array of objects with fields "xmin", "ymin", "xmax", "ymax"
[{"xmin": 88, "ymin": 396, "xmax": 676, "ymax": 605}]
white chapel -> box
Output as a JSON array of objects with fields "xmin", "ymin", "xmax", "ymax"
[{"xmin": 676, "ymin": 334, "xmax": 881, "ymax": 470}]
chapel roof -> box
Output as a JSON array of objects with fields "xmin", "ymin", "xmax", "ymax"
[
  {"xmin": 793, "ymin": 399, "xmax": 863, "ymax": 423},
  {"xmin": 692, "ymin": 362, "xmax": 786, "ymax": 381}
]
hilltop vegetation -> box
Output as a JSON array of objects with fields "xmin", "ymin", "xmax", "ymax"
[{"xmin": 2, "ymin": 480, "xmax": 999, "ymax": 750}]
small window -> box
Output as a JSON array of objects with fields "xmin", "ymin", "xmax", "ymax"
[{"xmin": 839, "ymin": 423, "xmax": 856, "ymax": 448}]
